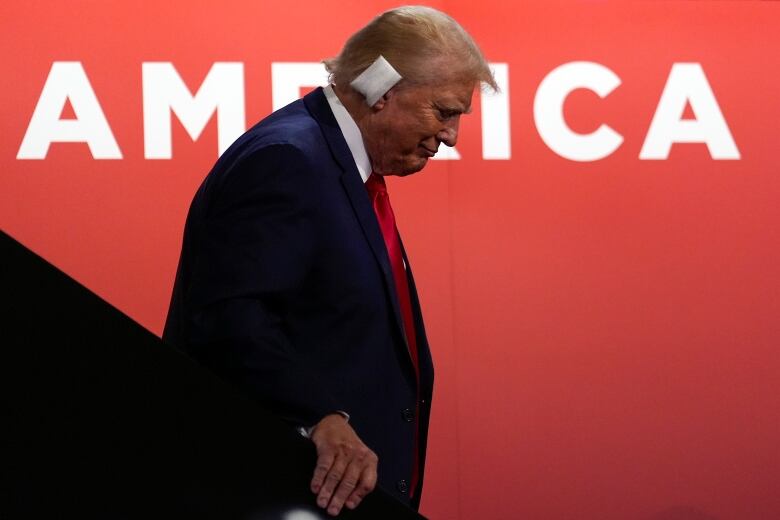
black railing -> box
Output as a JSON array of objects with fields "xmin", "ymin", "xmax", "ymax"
[{"xmin": 2, "ymin": 230, "xmax": 426, "ymax": 520}]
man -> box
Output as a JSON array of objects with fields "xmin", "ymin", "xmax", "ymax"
[{"xmin": 163, "ymin": 6, "xmax": 496, "ymax": 516}]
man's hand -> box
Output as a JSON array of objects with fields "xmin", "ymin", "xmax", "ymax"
[{"xmin": 309, "ymin": 414, "xmax": 378, "ymax": 516}]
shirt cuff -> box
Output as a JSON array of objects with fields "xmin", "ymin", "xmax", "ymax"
[{"xmin": 297, "ymin": 410, "xmax": 350, "ymax": 439}]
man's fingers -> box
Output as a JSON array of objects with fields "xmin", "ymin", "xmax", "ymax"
[
  {"xmin": 309, "ymin": 415, "xmax": 378, "ymax": 515},
  {"xmin": 325, "ymin": 462, "xmax": 364, "ymax": 516},
  {"xmin": 310, "ymin": 452, "xmax": 335, "ymax": 494},
  {"xmin": 316, "ymin": 456, "xmax": 348, "ymax": 510},
  {"xmin": 344, "ymin": 462, "xmax": 378, "ymax": 510}
]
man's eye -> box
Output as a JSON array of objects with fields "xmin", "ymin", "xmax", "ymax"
[{"xmin": 438, "ymin": 109, "xmax": 456, "ymax": 120}]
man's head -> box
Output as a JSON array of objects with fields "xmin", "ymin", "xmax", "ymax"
[{"xmin": 325, "ymin": 6, "xmax": 497, "ymax": 176}]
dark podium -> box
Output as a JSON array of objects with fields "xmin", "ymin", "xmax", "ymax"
[{"xmin": 2, "ymin": 230, "xmax": 426, "ymax": 520}]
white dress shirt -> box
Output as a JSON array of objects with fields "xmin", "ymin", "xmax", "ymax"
[{"xmin": 323, "ymin": 84, "xmax": 371, "ymax": 184}]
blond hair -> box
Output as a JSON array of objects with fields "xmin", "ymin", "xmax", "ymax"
[{"xmin": 324, "ymin": 6, "xmax": 498, "ymax": 92}]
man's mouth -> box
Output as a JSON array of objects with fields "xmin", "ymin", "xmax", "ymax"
[{"xmin": 419, "ymin": 146, "xmax": 437, "ymax": 157}]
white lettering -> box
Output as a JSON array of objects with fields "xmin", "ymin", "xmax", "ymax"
[
  {"xmin": 17, "ymin": 62, "xmax": 122, "ymax": 160},
  {"xmin": 142, "ymin": 62, "xmax": 245, "ymax": 159},
  {"xmin": 640, "ymin": 63, "xmax": 739, "ymax": 160},
  {"xmin": 534, "ymin": 61, "xmax": 623, "ymax": 162},
  {"xmin": 271, "ymin": 62, "xmax": 329, "ymax": 111},
  {"xmin": 481, "ymin": 63, "xmax": 511, "ymax": 160}
]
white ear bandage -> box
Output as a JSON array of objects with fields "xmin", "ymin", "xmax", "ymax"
[{"xmin": 350, "ymin": 55, "xmax": 403, "ymax": 107}]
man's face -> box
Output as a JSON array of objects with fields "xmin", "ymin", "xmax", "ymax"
[{"xmin": 363, "ymin": 79, "xmax": 475, "ymax": 176}]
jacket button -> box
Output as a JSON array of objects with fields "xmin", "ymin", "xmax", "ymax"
[
  {"xmin": 401, "ymin": 408, "xmax": 415, "ymax": 422},
  {"xmin": 397, "ymin": 479, "xmax": 409, "ymax": 494}
]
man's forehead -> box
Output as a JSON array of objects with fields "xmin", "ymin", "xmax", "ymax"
[{"xmin": 433, "ymin": 83, "xmax": 475, "ymax": 112}]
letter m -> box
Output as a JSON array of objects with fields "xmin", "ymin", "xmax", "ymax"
[{"xmin": 143, "ymin": 62, "xmax": 245, "ymax": 159}]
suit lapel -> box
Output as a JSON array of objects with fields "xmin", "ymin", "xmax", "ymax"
[{"xmin": 303, "ymin": 88, "xmax": 409, "ymax": 359}]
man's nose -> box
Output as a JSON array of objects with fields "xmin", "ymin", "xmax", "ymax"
[{"xmin": 437, "ymin": 118, "xmax": 460, "ymax": 147}]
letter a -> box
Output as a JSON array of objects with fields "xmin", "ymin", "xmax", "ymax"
[
  {"xmin": 640, "ymin": 63, "xmax": 740, "ymax": 160},
  {"xmin": 17, "ymin": 62, "xmax": 122, "ymax": 160}
]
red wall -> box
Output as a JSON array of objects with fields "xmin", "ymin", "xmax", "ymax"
[{"xmin": 2, "ymin": 2, "xmax": 778, "ymax": 518}]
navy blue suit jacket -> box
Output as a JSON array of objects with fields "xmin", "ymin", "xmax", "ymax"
[{"xmin": 163, "ymin": 87, "xmax": 434, "ymax": 507}]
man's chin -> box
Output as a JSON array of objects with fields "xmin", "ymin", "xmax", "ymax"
[
  {"xmin": 398, "ymin": 157, "xmax": 429, "ymax": 176},
  {"xmin": 377, "ymin": 157, "xmax": 428, "ymax": 177}
]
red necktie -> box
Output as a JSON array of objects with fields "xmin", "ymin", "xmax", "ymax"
[{"xmin": 365, "ymin": 172, "xmax": 420, "ymax": 497}]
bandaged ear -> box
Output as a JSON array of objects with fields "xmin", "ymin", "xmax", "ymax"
[{"xmin": 350, "ymin": 55, "xmax": 403, "ymax": 107}]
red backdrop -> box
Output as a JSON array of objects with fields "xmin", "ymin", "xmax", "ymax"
[{"xmin": 2, "ymin": 2, "xmax": 779, "ymax": 519}]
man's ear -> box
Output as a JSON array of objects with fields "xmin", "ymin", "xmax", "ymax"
[{"xmin": 370, "ymin": 88, "xmax": 395, "ymax": 111}]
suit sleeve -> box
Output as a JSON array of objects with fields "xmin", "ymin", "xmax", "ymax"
[{"xmin": 179, "ymin": 143, "xmax": 342, "ymax": 428}]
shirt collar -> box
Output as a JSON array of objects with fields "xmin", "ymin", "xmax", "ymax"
[{"xmin": 323, "ymin": 85, "xmax": 371, "ymax": 183}]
